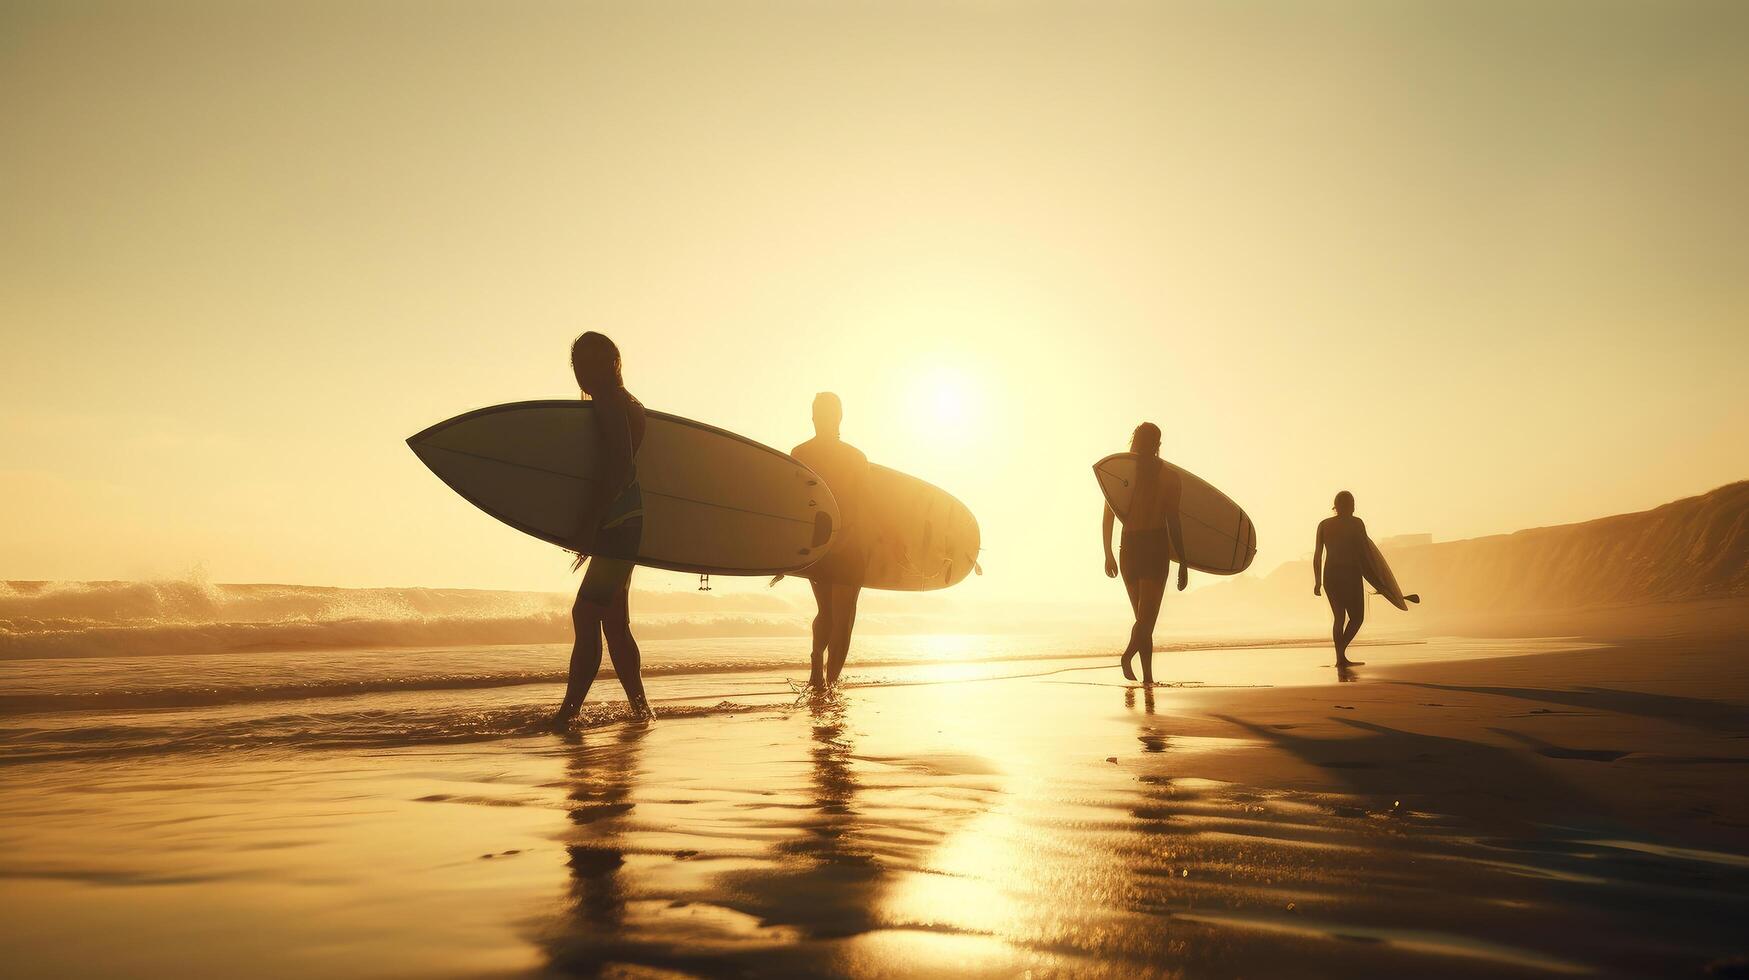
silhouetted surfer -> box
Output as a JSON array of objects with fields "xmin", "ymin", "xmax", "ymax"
[
  {"xmin": 1313, "ymin": 490, "xmax": 1366, "ymax": 669},
  {"xmin": 793, "ymin": 393, "xmax": 869, "ymax": 690},
  {"xmin": 555, "ymin": 332, "xmax": 650, "ymax": 727},
  {"xmin": 1102, "ymin": 423, "xmax": 1188, "ymax": 685}
]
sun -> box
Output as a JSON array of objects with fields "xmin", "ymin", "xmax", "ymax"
[
  {"xmin": 903, "ymin": 365, "xmax": 983, "ymax": 442},
  {"xmin": 931, "ymin": 383, "xmax": 970, "ymax": 428}
]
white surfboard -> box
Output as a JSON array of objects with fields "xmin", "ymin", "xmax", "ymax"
[
  {"xmin": 409, "ymin": 401, "xmax": 839, "ymax": 576},
  {"xmin": 1362, "ymin": 539, "xmax": 1419, "ymax": 611},
  {"xmin": 809, "ymin": 464, "xmax": 979, "ymax": 592},
  {"xmin": 1092, "ymin": 454, "xmax": 1257, "ymax": 575}
]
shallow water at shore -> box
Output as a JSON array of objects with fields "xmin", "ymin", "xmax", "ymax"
[
  {"xmin": 2, "ymin": 632, "xmax": 1745, "ymax": 977},
  {"xmin": 0, "ymin": 633, "xmax": 1552, "ymax": 762}
]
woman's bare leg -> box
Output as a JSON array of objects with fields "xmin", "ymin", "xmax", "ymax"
[
  {"xmin": 1130, "ymin": 576, "xmax": 1167, "ymax": 685},
  {"xmin": 602, "ymin": 584, "xmax": 649, "ymax": 716},
  {"xmin": 556, "ymin": 589, "xmax": 605, "ymax": 725},
  {"xmin": 1119, "ymin": 553, "xmax": 1144, "ymax": 681}
]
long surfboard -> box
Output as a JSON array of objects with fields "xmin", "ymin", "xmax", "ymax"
[
  {"xmin": 1362, "ymin": 539, "xmax": 1420, "ymax": 611},
  {"xmin": 1092, "ymin": 454, "xmax": 1256, "ymax": 575},
  {"xmin": 808, "ymin": 464, "xmax": 980, "ymax": 592},
  {"xmin": 409, "ymin": 400, "xmax": 838, "ymax": 576}
]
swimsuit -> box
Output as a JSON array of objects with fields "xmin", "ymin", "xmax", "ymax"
[
  {"xmin": 578, "ymin": 470, "xmax": 643, "ymax": 605},
  {"xmin": 1120, "ymin": 527, "xmax": 1172, "ymax": 580},
  {"xmin": 1321, "ymin": 518, "xmax": 1365, "ymax": 616},
  {"xmin": 1119, "ymin": 458, "xmax": 1179, "ymax": 581}
]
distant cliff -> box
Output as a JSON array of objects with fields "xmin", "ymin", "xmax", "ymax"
[{"xmin": 1183, "ymin": 481, "xmax": 1749, "ymax": 625}]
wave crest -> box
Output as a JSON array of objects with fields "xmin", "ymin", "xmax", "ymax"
[{"xmin": 0, "ymin": 580, "xmax": 813, "ymax": 660}]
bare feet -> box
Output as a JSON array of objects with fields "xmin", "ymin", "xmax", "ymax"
[
  {"xmin": 1335, "ymin": 659, "xmax": 1365, "ymax": 668},
  {"xmin": 551, "ymin": 703, "xmax": 580, "ymax": 731},
  {"xmin": 1121, "ymin": 651, "xmax": 1137, "ymax": 681}
]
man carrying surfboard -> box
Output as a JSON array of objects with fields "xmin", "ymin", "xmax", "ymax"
[
  {"xmin": 1314, "ymin": 491, "xmax": 1420, "ymax": 672},
  {"xmin": 1313, "ymin": 490, "xmax": 1368, "ymax": 669},
  {"xmin": 1101, "ymin": 422, "xmax": 1189, "ymax": 685},
  {"xmin": 554, "ymin": 332, "xmax": 652, "ymax": 727},
  {"xmin": 793, "ymin": 393, "xmax": 868, "ymax": 690}
]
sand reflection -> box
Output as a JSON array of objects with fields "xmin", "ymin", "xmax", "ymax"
[
  {"xmin": 563, "ymin": 723, "xmax": 649, "ymax": 931},
  {"xmin": 538, "ymin": 696, "xmax": 1003, "ymax": 974}
]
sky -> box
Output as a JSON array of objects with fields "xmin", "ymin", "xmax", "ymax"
[{"xmin": 3, "ymin": 0, "xmax": 1746, "ymax": 602}]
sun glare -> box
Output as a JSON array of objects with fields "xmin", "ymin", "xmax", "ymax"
[{"xmin": 904, "ymin": 365, "xmax": 983, "ymax": 442}]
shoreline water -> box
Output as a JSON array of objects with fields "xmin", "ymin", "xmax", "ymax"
[
  {"xmin": 1, "ymin": 610, "xmax": 1745, "ymax": 977},
  {"xmin": 0, "ymin": 633, "xmax": 1430, "ymax": 713},
  {"xmin": 0, "ymin": 635, "xmax": 1564, "ymax": 765}
]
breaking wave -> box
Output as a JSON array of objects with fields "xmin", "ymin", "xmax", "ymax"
[{"xmin": 0, "ymin": 579, "xmax": 812, "ymax": 660}]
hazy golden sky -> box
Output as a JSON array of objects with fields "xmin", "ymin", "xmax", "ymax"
[{"xmin": 3, "ymin": 1, "xmax": 1746, "ymax": 600}]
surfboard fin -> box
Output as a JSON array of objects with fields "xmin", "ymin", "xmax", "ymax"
[{"xmin": 1405, "ymin": 594, "xmax": 1421, "ymax": 604}]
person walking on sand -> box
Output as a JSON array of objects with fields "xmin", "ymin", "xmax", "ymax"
[
  {"xmin": 554, "ymin": 332, "xmax": 651, "ymax": 727},
  {"xmin": 793, "ymin": 393, "xmax": 869, "ymax": 691},
  {"xmin": 1313, "ymin": 490, "xmax": 1368, "ymax": 669},
  {"xmin": 1101, "ymin": 422, "xmax": 1188, "ymax": 685}
]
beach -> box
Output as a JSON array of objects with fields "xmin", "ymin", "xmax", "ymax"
[
  {"xmin": 2, "ymin": 603, "xmax": 1745, "ymax": 978},
  {"xmin": 6, "ymin": 1, "xmax": 1746, "ymax": 975}
]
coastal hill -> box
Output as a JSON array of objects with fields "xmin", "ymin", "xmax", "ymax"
[{"xmin": 1182, "ymin": 481, "xmax": 1749, "ymax": 627}]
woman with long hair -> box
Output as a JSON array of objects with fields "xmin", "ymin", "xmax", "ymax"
[
  {"xmin": 554, "ymin": 331, "xmax": 651, "ymax": 726},
  {"xmin": 1101, "ymin": 422, "xmax": 1188, "ymax": 685}
]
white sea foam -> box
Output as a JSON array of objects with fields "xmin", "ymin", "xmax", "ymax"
[{"xmin": 0, "ymin": 579, "xmax": 823, "ymax": 660}]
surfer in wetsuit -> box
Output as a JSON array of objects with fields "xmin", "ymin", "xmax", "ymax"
[
  {"xmin": 554, "ymin": 332, "xmax": 651, "ymax": 727},
  {"xmin": 1102, "ymin": 422, "xmax": 1188, "ymax": 685},
  {"xmin": 1313, "ymin": 490, "xmax": 1366, "ymax": 669},
  {"xmin": 793, "ymin": 392, "xmax": 869, "ymax": 691}
]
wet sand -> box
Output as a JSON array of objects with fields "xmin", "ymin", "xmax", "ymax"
[{"xmin": 2, "ymin": 618, "xmax": 1746, "ymax": 977}]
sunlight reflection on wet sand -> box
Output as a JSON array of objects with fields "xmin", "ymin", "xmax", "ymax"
[{"xmin": 1, "ymin": 635, "xmax": 1745, "ymax": 977}]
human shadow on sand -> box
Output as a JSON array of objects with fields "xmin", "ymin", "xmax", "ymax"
[
  {"xmin": 1401, "ymin": 682, "xmax": 1749, "ymax": 735},
  {"xmin": 1210, "ymin": 713, "xmax": 1608, "ymax": 832},
  {"xmin": 1125, "ymin": 704, "xmax": 1749, "ymax": 976}
]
